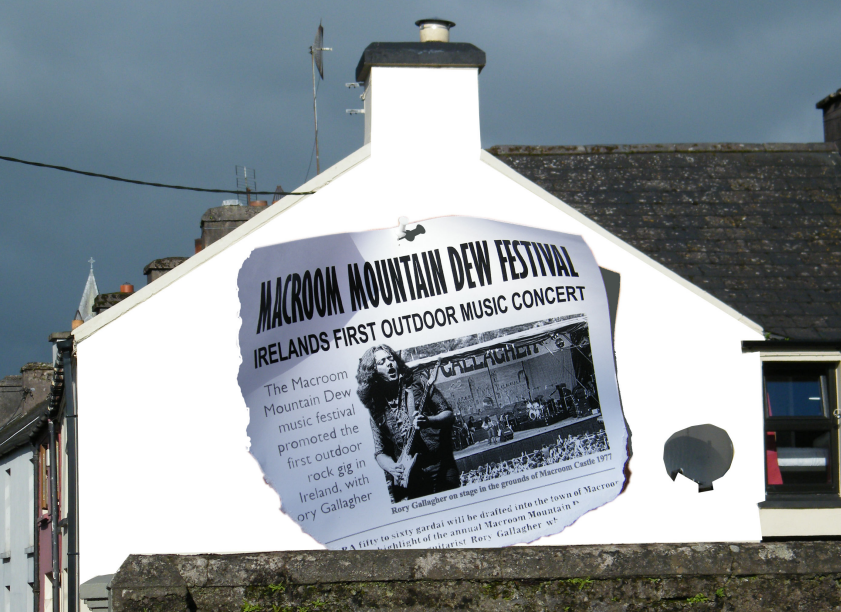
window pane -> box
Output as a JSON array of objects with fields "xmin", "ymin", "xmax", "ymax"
[
  {"xmin": 765, "ymin": 375, "xmax": 826, "ymax": 417},
  {"xmin": 766, "ymin": 429, "xmax": 831, "ymax": 486}
]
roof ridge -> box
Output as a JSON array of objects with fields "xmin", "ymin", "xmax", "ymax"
[{"xmin": 487, "ymin": 143, "xmax": 838, "ymax": 155}]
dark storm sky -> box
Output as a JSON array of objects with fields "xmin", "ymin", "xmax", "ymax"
[{"xmin": 2, "ymin": 1, "xmax": 840, "ymax": 376}]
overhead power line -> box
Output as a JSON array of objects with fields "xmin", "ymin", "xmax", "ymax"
[{"xmin": 0, "ymin": 155, "xmax": 315, "ymax": 196}]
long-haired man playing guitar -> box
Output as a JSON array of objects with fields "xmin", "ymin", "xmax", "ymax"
[{"xmin": 356, "ymin": 345, "xmax": 459, "ymax": 501}]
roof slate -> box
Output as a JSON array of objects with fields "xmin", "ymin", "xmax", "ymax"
[{"xmin": 488, "ymin": 143, "xmax": 841, "ymax": 341}]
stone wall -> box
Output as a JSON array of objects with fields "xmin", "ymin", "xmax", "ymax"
[{"xmin": 109, "ymin": 542, "xmax": 841, "ymax": 611}]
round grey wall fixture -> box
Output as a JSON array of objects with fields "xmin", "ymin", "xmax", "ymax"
[{"xmin": 663, "ymin": 424, "xmax": 734, "ymax": 492}]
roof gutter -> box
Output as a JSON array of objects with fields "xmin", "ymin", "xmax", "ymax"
[
  {"xmin": 54, "ymin": 338, "xmax": 79, "ymax": 612},
  {"xmin": 49, "ymin": 417, "xmax": 60, "ymax": 612},
  {"xmin": 742, "ymin": 340, "xmax": 841, "ymax": 353}
]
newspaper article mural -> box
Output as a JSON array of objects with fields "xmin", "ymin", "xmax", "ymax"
[{"xmin": 237, "ymin": 216, "xmax": 628, "ymax": 549}]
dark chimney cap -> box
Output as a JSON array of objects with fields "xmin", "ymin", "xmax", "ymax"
[
  {"xmin": 355, "ymin": 42, "xmax": 485, "ymax": 83},
  {"xmin": 143, "ymin": 257, "xmax": 188, "ymax": 276},
  {"xmin": 816, "ymin": 88, "xmax": 841, "ymax": 110},
  {"xmin": 201, "ymin": 205, "xmax": 262, "ymax": 223}
]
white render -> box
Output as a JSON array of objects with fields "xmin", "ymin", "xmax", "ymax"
[
  {"xmin": 759, "ymin": 507, "xmax": 841, "ymax": 537},
  {"xmin": 74, "ymin": 63, "xmax": 765, "ymax": 581},
  {"xmin": 0, "ymin": 446, "xmax": 35, "ymax": 612}
]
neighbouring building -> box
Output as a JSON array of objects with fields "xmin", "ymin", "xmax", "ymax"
[{"xmin": 0, "ymin": 349, "xmax": 76, "ymax": 612}]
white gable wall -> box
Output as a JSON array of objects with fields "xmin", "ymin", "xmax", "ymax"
[{"xmin": 75, "ymin": 64, "xmax": 764, "ymax": 581}]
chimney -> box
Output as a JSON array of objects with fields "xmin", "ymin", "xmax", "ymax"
[
  {"xmin": 355, "ymin": 20, "xmax": 486, "ymax": 162},
  {"xmin": 93, "ymin": 285, "xmax": 135, "ymax": 315},
  {"xmin": 816, "ymin": 88, "xmax": 841, "ymax": 148},
  {"xmin": 198, "ymin": 201, "xmax": 266, "ymax": 250},
  {"xmin": 143, "ymin": 257, "xmax": 188, "ymax": 285},
  {"xmin": 20, "ymin": 363, "xmax": 52, "ymax": 413},
  {"xmin": 0, "ymin": 363, "xmax": 52, "ymax": 424},
  {"xmin": 0, "ymin": 374, "xmax": 23, "ymax": 423}
]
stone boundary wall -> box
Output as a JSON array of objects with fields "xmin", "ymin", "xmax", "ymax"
[{"xmin": 109, "ymin": 542, "xmax": 841, "ymax": 611}]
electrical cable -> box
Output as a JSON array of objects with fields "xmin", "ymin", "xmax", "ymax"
[
  {"xmin": 0, "ymin": 154, "xmax": 315, "ymax": 196},
  {"xmin": 304, "ymin": 137, "xmax": 317, "ymax": 184}
]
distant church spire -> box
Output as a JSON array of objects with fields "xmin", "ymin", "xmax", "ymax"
[{"xmin": 77, "ymin": 258, "xmax": 100, "ymax": 322}]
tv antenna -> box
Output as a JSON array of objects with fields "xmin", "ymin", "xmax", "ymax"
[
  {"xmin": 235, "ymin": 166, "xmax": 256, "ymax": 206},
  {"xmin": 309, "ymin": 21, "xmax": 332, "ymax": 175}
]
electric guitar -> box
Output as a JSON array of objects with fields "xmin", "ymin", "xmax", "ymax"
[{"xmin": 390, "ymin": 358, "xmax": 442, "ymax": 501}]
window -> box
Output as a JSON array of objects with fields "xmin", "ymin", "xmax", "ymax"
[{"xmin": 764, "ymin": 362, "xmax": 839, "ymax": 496}]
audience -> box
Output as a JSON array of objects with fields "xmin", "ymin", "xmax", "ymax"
[{"xmin": 459, "ymin": 430, "xmax": 609, "ymax": 485}]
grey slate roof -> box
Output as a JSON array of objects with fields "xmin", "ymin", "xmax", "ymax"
[
  {"xmin": 0, "ymin": 399, "xmax": 49, "ymax": 456},
  {"xmin": 0, "ymin": 364, "xmax": 53, "ymax": 454},
  {"xmin": 487, "ymin": 143, "xmax": 841, "ymax": 341}
]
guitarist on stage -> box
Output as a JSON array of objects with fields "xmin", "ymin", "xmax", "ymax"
[{"xmin": 356, "ymin": 345, "xmax": 460, "ymax": 501}]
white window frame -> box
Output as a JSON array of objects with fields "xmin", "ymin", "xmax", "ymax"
[{"xmin": 758, "ymin": 350, "xmax": 841, "ymax": 537}]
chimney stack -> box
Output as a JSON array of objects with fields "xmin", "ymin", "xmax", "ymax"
[
  {"xmin": 93, "ymin": 285, "xmax": 135, "ymax": 315},
  {"xmin": 143, "ymin": 257, "xmax": 188, "ymax": 285},
  {"xmin": 817, "ymin": 88, "xmax": 841, "ymax": 148},
  {"xmin": 355, "ymin": 20, "xmax": 485, "ymax": 156},
  {"xmin": 198, "ymin": 202, "xmax": 266, "ymax": 250}
]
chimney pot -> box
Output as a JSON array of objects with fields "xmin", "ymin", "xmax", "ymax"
[
  {"xmin": 249, "ymin": 200, "xmax": 268, "ymax": 207},
  {"xmin": 416, "ymin": 19, "xmax": 455, "ymax": 43},
  {"xmin": 120, "ymin": 283, "xmax": 134, "ymax": 294}
]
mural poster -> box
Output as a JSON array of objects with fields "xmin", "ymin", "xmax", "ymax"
[{"xmin": 237, "ymin": 216, "xmax": 628, "ymax": 549}]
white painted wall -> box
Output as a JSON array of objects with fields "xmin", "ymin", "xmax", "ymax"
[
  {"xmin": 74, "ymin": 64, "xmax": 764, "ymax": 581},
  {"xmin": 0, "ymin": 446, "xmax": 35, "ymax": 612}
]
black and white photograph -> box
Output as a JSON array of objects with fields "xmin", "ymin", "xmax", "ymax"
[{"xmin": 356, "ymin": 315, "xmax": 609, "ymax": 503}]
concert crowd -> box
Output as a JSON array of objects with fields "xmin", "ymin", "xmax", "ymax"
[{"xmin": 459, "ymin": 430, "xmax": 609, "ymax": 485}]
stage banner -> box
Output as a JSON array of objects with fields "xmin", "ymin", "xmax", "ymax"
[{"xmin": 237, "ymin": 216, "xmax": 628, "ymax": 549}]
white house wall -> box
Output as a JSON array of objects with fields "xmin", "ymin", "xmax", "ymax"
[
  {"xmin": 75, "ymin": 65, "xmax": 764, "ymax": 581},
  {"xmin": 0, "ymin": 445, "xmax": 35, "ymax": 612}
]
